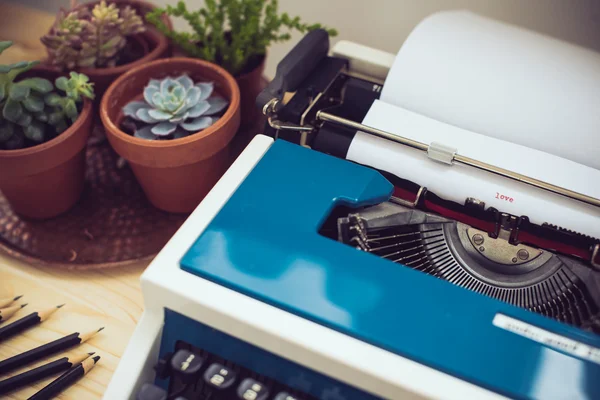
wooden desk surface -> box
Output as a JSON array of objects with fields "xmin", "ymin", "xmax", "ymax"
[{"xmin": 0, "ymin": 254, "xmax": 147, "ymax": 399}]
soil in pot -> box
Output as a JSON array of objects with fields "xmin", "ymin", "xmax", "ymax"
[
  {"xmin": 0, "ymin": 69, "xmax": 94, "ymax": 219},
  {"xmin": 112, "ymin": 33, "xmax": 150, "ymax": 67},
  {"xmin": 101, "ymin": 57, "xmax": 241, "ymax": 213}
]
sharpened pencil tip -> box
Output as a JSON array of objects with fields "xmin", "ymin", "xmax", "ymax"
[
  {"xmin": 88, "ymin": 352, "xmax": 96, "ymax": 355},
  {"xmin": 13, "ymin": 295, "xmax": 23, "ymax": 301},
  {"xmin": 97, "ymin": 327, "xmax": 105, "ymax": 332},
  {"xmin": 92, "ymin": 356, "xmax": 100, "ymax": 363},
  {"xmin": 56, "ymin": 304, "xmax": 65, "ymax": 308},
  {"xmin": 21, "ymin": 303, "xmax": 28, "ymax": 308}
]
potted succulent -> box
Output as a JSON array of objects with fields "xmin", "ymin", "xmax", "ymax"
[
  {"xmin": 100, "ymin": 57, "xmax": 240, "ymax": 213},
  {"xmin": 39, "ymin": 0, "xmax": 173, "ymax": 98},
  {"xmin": 0, "ymin": 42, "xmax": 95, "ymax": 219},
  {"xmin": 146, "ymin": 0, "xmax": 337, "ymax": 126}
]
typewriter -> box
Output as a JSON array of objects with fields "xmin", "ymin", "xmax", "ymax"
[{"xmin": 106, "ymin": 11, "xmax": 600, "ymax": 400}]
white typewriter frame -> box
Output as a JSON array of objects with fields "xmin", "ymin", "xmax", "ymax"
[{"xmin": 104, "ymin": 43, "xmax": 506, "ymax": 400}]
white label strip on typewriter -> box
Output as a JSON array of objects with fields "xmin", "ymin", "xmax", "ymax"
[
  {"xmin": 492, "ymin": 314, "xmax": 599, "ymax": 398},
  {"xmin": 347, "ymin": 100, "xmax": 600, "ymax": 239},
  {"xmin": 493, "ymin": 314, "xmax": 600, "ymax": 365}
]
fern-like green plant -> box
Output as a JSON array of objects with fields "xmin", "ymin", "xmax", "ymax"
[{"xmin": 146, "ymin": 0, "xmax": 337, "ymax": 76}]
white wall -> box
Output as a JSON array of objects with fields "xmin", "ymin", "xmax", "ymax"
[
  {"xmin": 13, "ymin": 0, "xmax": 600, "ymax": 77},
  {"xmin": 258, "ymin": 0, "xmax": 600, "ymax": 77}
]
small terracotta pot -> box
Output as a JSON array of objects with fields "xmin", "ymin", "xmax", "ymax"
[
  {"xmin": 41, "ymin": 0, "xmax": 172, "ymax": 99},
  {"xmin": 100, "ymin": 57, "xmax": 241, "ymax": 213},
  {"xmin": 236, "ymin": 55, "xmax": 266, "ymax": 127},
  {"xmin": 0, "ymin": 97, "xmax": 93, "ymax": 219}
]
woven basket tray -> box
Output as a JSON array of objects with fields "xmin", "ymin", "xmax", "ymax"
[{"xmin": 0, "ymin": 118, "xmax": 264, "ymax": 270}]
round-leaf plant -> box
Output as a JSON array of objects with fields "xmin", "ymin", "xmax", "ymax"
[{"xmin": 0, "ymin": 41, "xmax": 94, "ymax": 150}]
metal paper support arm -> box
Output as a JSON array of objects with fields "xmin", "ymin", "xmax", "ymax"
[{"xmin": 316, "ymin": 111, "xmax": 600, "ymax": 209}]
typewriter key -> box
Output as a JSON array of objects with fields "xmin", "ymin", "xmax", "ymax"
[
  {"xmin": 237, "ymin": 378, "xmax": 269, "ymax": 400},
  {"xmin": 170, "ymin": 350, "xmax": 204, "ymax": 384},
  {"xmin": 203, "ymin": 363, "xmax": 236, "ymax": 389}
]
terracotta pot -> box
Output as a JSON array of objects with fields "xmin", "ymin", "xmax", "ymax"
[
  {"xmin": 236, "ymin": 55, "xmax": 266, "ymax": 127},
  {"xmin": 41, "ymin": 0, "xmax": 172, "ymax": 99},
  {"xmin": 100, "ymin": 57, "xmax": 241, "ymax": 213},
  {"xmin": 0, "ymin": 92, "xmax": 93, "ymax": 219}
]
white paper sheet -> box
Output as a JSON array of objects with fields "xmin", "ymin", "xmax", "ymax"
[
  {"xmin": 381, "ymin": 11, "xmax": 600, "ymax": 170},
  {"xmin": 347, "ymin": 100, "xmax": 600, "ymax": 238},
  {"xmin": 363, "ymin": 100, "xmax": 600, "ymax": 200}
]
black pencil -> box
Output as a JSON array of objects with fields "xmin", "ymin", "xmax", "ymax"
[
  {"xmin": 0, "ymin": 295, "xmax": 23, "ymax": 308},
  {"xmin": 0, "ymin": 352, "xmax": 94, "ymax": 395},
  {"xmin": 0, "ymin": 304, "xmax": 64, "ymax": 342},
  {"xmin": 0, "ymin": 303, "xmax": 27, "ymax": 323},
  {"xmin": 28, "ymin": 355, "xmax": 100, "ymax": 400},
  {"xmin": 0, "ymin": 327, "xmax": 103, "ymax": 374}
]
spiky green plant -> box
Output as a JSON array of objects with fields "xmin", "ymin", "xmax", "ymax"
[
  {"xmin": 40, "ymin": 1, "xmax": 145, "ymax": 69},
  {"xmin": 0, "ymin": 42, "xmax": 95, "ymax": 150},
  {"xmin": 146, "ymin": 0, "xmax": 337, "ymax": 76}
]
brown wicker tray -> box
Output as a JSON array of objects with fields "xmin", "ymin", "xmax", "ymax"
[{"xmin": 0, "ymin": 118, "xmax": 264, "ymax": 270}]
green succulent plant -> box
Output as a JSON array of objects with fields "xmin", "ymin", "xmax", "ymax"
[
  {"xmin": 146, "ymin": 0, "xmax": 337, "ymax": 76},
  {"xmin": 0, "ymin": 42, "xmax": 95, "ymax": 150},
  {"xmin": 40, "ymin": 0, "xmax": 145, "ymax": 69},
  {"xmin": 123, "ymin": 75, "xmax": 228, "ymax": 140}
]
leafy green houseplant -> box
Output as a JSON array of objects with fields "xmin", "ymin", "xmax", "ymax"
[
  {"xmin": 146, "ymin": 0, "xmax": 337, "ymax": 125},
  {"xmin": 122, "ymin": 75, "xmax": 228, "ymax": 140},
  {"xmin": 0, "ymin": 42, "xmax": 94, "ymax": 150},
  {"xmin": 0, "ymin": 41, "xmax": 96, "ymax": 219},
  {"xmin": 147, "ymin": 0, "xmax": 337, "ymax": 76}
]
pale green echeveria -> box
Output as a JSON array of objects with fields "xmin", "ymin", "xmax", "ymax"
[{"xmin": 123, "ymin": 75, "xmax": 228, "ymax": 140}]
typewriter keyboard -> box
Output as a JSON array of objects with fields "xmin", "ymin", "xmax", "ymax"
[{"xmin": 136, "ymin": 341, "xmax": 314, "ymax": 400}]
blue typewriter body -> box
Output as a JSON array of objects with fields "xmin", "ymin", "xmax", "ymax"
[
  {"xmin": 106, "ymin": 23, "xmax": 600, "ymax": 399},
  {"xmin": 149, "ymin": 140, "xmax": 600, "ymax": 399}
]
